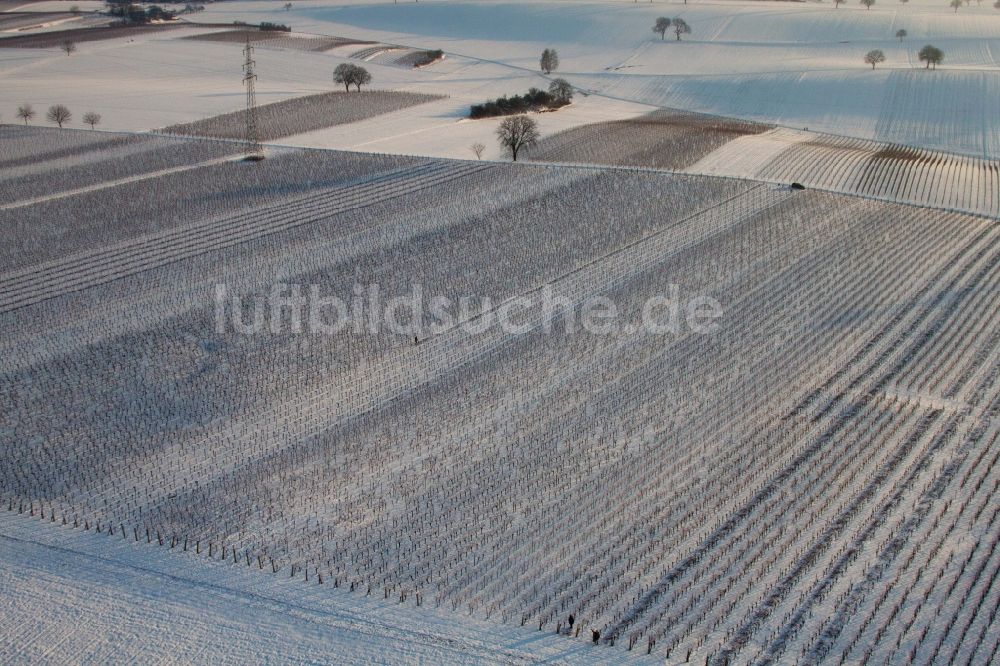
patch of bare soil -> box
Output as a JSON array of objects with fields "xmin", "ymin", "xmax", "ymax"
[
  {"xmin": 0, "ymin": 23, "xmax": 181, "ymax": 47},
  {"xmin": 184, "ymin": 29, "xmax": 374, "ymax": 52}
]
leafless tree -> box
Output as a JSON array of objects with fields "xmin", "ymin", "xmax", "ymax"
[
  {"xmin": 918, "ymin": 44, "xmax": 944, "ymax": 68},
  {"xmin": 949, "ymin": 0, "xmax": 962, "ymax": 10},
  {"xmin": 548, "ymin": 78, "xmax": 574, "ymax": 103},
  {"xmin": 61, "ymin": 40, "xmax": 76, "ymax": 56},
  {"xmin": 83, "ymin": 111, "xmax": 102, "ymax": 129},
  {"xmin": 333, "ymin": 63, "xmax": 372, "ymax": 92},
  {"xmin": 540, "ymin": 49, "xmax": 559, "ymax": 75},
  {"xmin": 860, "ymin": 0, "xmax": 875, "ymax": 8},
  {"xmin": 334, "ymin": 64, "xmax": 353, "ymax": 91},
  {"xmin": 47, "ymin": 104, "xmax": 71, "ymax": 128},
  {"xmin": 16, "ymin": 103, "xmax": 35, "ymax": 125},
  {"xmin": 673, "ymin": 18, "xmax": 691, "ymax": 41},
  {"xmin": 352, "ymin": 67, "xmax": 371, "ymax": 91},
  {"xmin": 653, "ymin": 17, "xmax": 671, "ymax": 40},
  {"xmin": 896, "ymin": 29, "xmax": 907, "ymax": 41},
  {"xmin": 470, "ymin": 142, "xmax": 485, "ymax": 159},
  {"xmin": 496, "ymin": 115, "xmax": 539, "ymax": 162},
  {"xmin": 864, "ymin": 49, "xmax": 886, "ymax": 69}
]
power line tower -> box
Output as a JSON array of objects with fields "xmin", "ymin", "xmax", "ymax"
[{"xmin": 242, "ymin": 37, "xmax": 264, "ymax": 161}]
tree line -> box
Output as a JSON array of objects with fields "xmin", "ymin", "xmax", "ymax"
[{"xmin": 15, "ymin": 103, "xmax": 101, "ymax": 129}]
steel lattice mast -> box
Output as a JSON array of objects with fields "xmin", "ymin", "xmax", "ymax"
[{"xmin": 242, "ymin": 37, "xmax": 263, "ymax": 160}]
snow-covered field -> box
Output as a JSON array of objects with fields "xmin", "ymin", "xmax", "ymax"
[
  {"xmin": 0, "ymin": 511, "xmax": 626, "ymax": 665},
  {"xmin": 199, "ymin": 0, "xmax": 1000, "ymax": 157},
  {"xmin": 3, "ymin": 0, "xmax": 999, "ymax": 158},
  {"xmin": 573, "ymin": 67, "xmax": 1000, "ymax": 158}
]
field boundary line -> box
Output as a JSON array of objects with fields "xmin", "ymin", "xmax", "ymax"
[{"xmin": 0, "ymin": 156, "xmax": 238, "ymax": 212}]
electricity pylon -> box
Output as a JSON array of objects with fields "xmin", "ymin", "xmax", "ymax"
[{"xmin": 243, "ymin": 37, "xmax": 264, "ymax": 161}]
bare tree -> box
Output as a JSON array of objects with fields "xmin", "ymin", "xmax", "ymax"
[
  {"xmin": 333, "ymin": 63, "xmax": 372, "ymax": 92},
  {"xmin": 284, "ymin": 2, "xmax": 292, "ymax": 9},
  {"xmin": 352, "ymin": 66, "xmax": 372, "ymax": 91},
  {"xmin": 673, "ymin": 18, "xmax": 691, "ymax": 41},
  {"xmin": 833, "ymin": 0, "xmax": 844, "ymax": 7},
  {"xmin": 949, "ymin": 0, "xmax": 962, "ymax": 10},
  {"xmin": 46, "ymin": 104, "xmax": 71, "ymax": 128},
  {"xmin": 896, "ymin": 29, "xmax": 907, "ymax": 41},
  {"xmin": 16, "ymin": 103, "xmax": 35, "ymax": 125},
  {"xmin": 548, "ymin": 78, "xmax": 574, "ymax": 103},
  {"xmin": 540, "ymin": 49, "xmax": 559, "ymax": 75},
  {"xmin": 918, "ymin": 44, "xmax": 943, "ymax": 68},
  {"xmin": 61, "ymin": 40, "xmax": 76, "ymax": 56},
  {"xmin": 83, "ymin": 111, "xmax": 102, "ymax": 129},
  {"xmin": 860, "ymin": 0, "xmax": 875, "ymax": 8},
  {"xmin": 864, "ymin": 49, "xmax": 886, "ymax": 69},
  {"xmin": 496, "ymin": 115, "xmax": 539, "ymax": 162},
  {"xmin": 470, "ymin": 142, "xmax": 485, "ymax": 159},
  {"xmin": 334, "ymin": 63, "xmax": 353, "ymax": 92},
  {"xmin": 653, "ymin": 17, "xmax": 671, "ymax": 40}
]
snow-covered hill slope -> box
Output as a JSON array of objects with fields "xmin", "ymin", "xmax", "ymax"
[
  {"xmin": 4, "ymin": 0, "xmax": 998, "ymax": 157},
  {"xmin": 234, "ymin": 0, "xmax": 1000, "ymax": 157},
  {"xmin": 571, "ymin": 68, "xmax": 1000, "ymax": 158}
]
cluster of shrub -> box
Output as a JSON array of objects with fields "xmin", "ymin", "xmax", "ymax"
[
  {"xmin": 232, "ymin": 20, "xmax": 290, "ymax": 31},
  {"xmin": 107, "ymin": 1, "xmax": 176, "ymax": 23},
  {"xmin": 470, "ymin": 79, "xmax": 573, "ymax": 119}
]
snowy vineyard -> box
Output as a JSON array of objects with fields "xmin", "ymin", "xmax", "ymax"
[
  {"xmin": 525, "ymin": 112, "xmax": 1000, "ymax": 219},
  {"xmin": 689, "ymin": 128, "xmax": 1000, "ymax": 219},
  {"xmin": 1, "ymin": 127, "xmax": 999, "ymax": 664},
  {"xmin": 525, "ymin": 110, "xmax": 771, "ymax": 172},
  {"xmin": 161, "ymin": 90, "xmax": 444, "ymax": 143}
]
